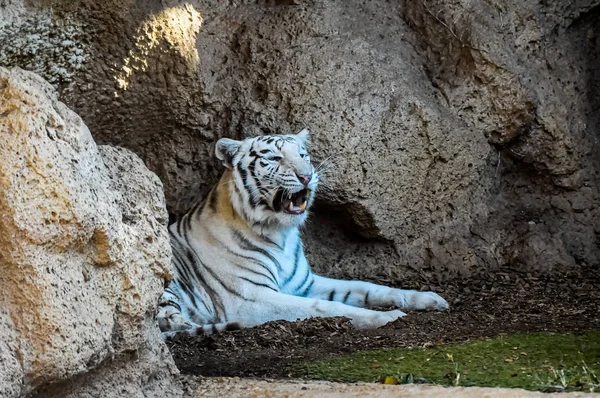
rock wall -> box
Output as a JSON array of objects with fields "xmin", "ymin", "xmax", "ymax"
[
  {"xmin": 0, "ymin": 67, "xmax": 181, "ymax": 397},
  {"xmin": 0, "ymin": 0, "xmax": 598, "ymax": 286}
]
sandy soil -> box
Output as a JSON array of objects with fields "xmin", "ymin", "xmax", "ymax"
[{"xmin": 181, "ymin": 376, "xmax": 599, "ymax": 398}]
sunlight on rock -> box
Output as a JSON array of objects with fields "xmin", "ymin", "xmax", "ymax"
[{"xmin": 114, "ymin": 4, "xmax": 202, "ymax": 94}]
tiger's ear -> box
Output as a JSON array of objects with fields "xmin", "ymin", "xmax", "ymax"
[
  {"xmin": 215, "ymin": 138, "xmax": 241, "ymax": 169},
  {"xmin": 295, "ymin": 128, "xmax": 310, "ymax": 145}
]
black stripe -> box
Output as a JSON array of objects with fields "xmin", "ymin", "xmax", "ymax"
[
  {"xmin": 169, "ymin": 230, "xmax": 200, "ymax": 279},
  {"xmin": 176, "ymin": 217, "xmax": 183, "ymax": 236},
  {"xmin": 248, "ymin": 158, "xmax": 258, "ymax": 177},
  {"xmin": 364, "ymin": 291, "xmax": 370, "ymax": 307},
  {"xmin": 328, "ymin": 290, "xmax": 335, "ymax": 301},
  {"xmin": 204, "ymin": 226, "xmax": 279, "ymax": 286},
  {"xmin": 188, "ymin": 194, "xmax": 206, "ymax": 220},
  {"xmin": 246, "ymin": 159, "xmax": 261, "ymax": 208},
  {"xmin": 272, "ymin": 190, "xmax": 283, "ymax": 212},
  {"xmin": 184, "ymin": 211, "xmax": 192, "ymax": 234},
  {"xmin": 174, "ymin": 242, "xmax": 222, "ymax": 319},
  {"xmin": 257, "ymin": 233, "xmax": 283, "ymax": 250},
  {"xmin": 208, "ymin": 187, "xmax": 218, "ymax": 212},
  {"xmin": 158, "ymin": 300, "xmax": 181, "ymax": 311},
  {"xmin": 343, "ymin": 291, "xmax": 351, "ymax": 304},
  {"xmin": 181, "ymin": 221, "xmax": 198, "ymax": 250},
  {"xmin": 187, "ymin": 254, "xmax": 225, "ymax": 319},
  {"xmin": 187, "ymin": 306, "xmax": 201, "ymax": 323},
  {"xmin": 239, "ymin": 276, "xmax": 278, "ymax": 291},
  {"xmin": 237, "ymin": 141, "xmax": 258, "ymax": 207},
  {"xmin": 282, "ymin": 240, "xmax": 302, "ymax": 286},
  {"xmin": 234, "ymin": 263, "xmax": 278, "ymax": 288},
  {"xmin": 293, "ymin": 268, "xmax": 311, "ymax": 293},
  {"xmin": 233, "ymin": 230, "xmax": 283, "ymax": 272},
  {"xmin": 202, "ymin": 261, "xmax": 256, "ymax": 302},
  {"xmin": 258, "ymin": 198, "xmax": 270, "ymax": 207},
  {"xmin": 300, "ymin": 278, "xmax": 314, "ymax": 297},
  {"xmin": 236, "ymin": 164, "xmax": 248, "ymax": 183},
  {"xmin": 268, "ymin": 165, "xmax": 277, "ymax": 180},
  {"xmin": 237, "ymin": 256, "xmax": 278, "ymax": 286},
  {"xmin": 231, "ymin": 179, "xmax": 251, "ymax": 221},
  {"xmin": 176, "ymin": 277, "xmax": 197, "ymax": 308},
  {"xmin": 187, "ymin": 288, "xmax": 204, "ymax": 313},
  {"xmin": 237, "ymin": 163, "xmax": 253, "ymax": 201},
  {"xmin": 172, "ymin": 256, "xmax": 206, "ymax": 314},
  {"xmin": 164, "ymin": 286, "xmax": 178, "ymax": 297},
  {"xmin": 171, "ymin": 248, "xmax": 197, "ymax": 290}
]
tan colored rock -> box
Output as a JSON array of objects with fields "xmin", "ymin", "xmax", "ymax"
[
  {"xmin": 186, "ymin": 377, "xmax": 599, "ymax": 398},
  {"xmin": 0, "ymin": 67, "xmax": 181, "ymax": 397}
]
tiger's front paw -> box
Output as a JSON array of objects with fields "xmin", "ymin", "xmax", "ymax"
[
  {"xmin": 352, "ymin": 309, "xmax": 406, "ymax": 329},
  {"xmin": 407, "ymin": 291, "xmax": 449, "ymax": 311}
]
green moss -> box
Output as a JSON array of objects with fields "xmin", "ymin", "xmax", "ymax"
[{"xmin": 297, "ymin": 331, "xmax": 600, "ymax": 392}]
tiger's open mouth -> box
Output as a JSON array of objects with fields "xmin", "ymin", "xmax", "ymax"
[{"xmin": 280, "ymin": 188, "xmax": 311, "ymax": 215}]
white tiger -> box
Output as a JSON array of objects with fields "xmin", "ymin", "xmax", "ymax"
[{"xmin": 157, "ymin": 129, "xmax": 448, "ymax": 337}]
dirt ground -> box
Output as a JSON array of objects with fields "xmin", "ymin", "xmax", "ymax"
[
  {"xmin": 178, "ymin": 377, "xmax": 599, "ymax": 398},
  {"xmin": 167, "ymin": 268, "xmax": 600, "ymax": 379}
]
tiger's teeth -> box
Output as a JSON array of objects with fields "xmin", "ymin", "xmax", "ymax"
[
  {"xmin": 287, "ymin": 201, "xmax": 294, "ymax": 212},
  {"xmin": 298, "ymin": 201, "xmax": 307, "ymax": 211},
  {"xmin": 288, "ymin": 193, "xmax": 292, "ymax": 199}
]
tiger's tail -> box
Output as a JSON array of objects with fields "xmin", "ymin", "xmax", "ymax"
[{"xmin": 161, "ymin": 321, "xmax": 242, "ymax": 339}]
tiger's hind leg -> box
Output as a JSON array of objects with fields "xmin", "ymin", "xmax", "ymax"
[{"xmin": 157, "ymin": 288, "xmax": 241, "ymax": 339}]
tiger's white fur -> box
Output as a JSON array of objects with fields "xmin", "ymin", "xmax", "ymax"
[{"xmin": 157, "ymin": 129, "xmax": 448, "ymax": 337}]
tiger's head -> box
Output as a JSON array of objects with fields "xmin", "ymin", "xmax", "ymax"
[{"xmin": 215, "ymin": 129, "xmax": 318, "ymax": 229}]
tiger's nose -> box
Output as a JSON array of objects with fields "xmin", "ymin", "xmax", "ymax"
[{"xmin": 296, "ymin": 173, "xmax": 312, "ymax": 186}]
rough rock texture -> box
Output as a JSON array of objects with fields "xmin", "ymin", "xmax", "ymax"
[
  {"xmin": 0, "ymin": 0, "xmax": 598, "ymax": 285},
  {"xmin": 0, "ymin": 67, "xmax": 182, "ymax": 397}
]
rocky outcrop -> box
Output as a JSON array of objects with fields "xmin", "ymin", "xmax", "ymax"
[
  {"xmin": 0, "ymin": 67, "xmax": 181, "ymax": 397},
  {"xmin": 0, "ymin": 0, "xmax": 598, "ymax": 285}
]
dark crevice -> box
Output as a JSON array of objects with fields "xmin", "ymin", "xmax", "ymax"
[
  {"xmin": 307, "ymin": 200, "xmax": 388, "ymax": 243},
  {"xmin": 565, "ymin": 2, "xmax": 600, "ymax": 32}
]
